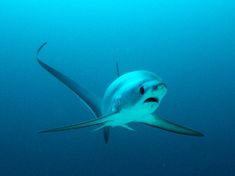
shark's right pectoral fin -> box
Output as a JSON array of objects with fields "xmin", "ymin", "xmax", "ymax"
[
  {"xmin": 141, "ymin": 114, "xmax": 204, "ymax": 137},
  {"xmin": 39, "ymin": 112, "xmax": 117, "ymax": 134}
]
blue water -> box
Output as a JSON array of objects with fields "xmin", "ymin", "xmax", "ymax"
[{"xmin": 0, "ymin": 0, "xmax": 235, "ymax": 175}]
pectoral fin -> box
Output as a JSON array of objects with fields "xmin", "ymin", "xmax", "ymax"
[
  {"xmin": 142, "ymin": 114, "xmax": 204, "ymax": 136},
  {"xmin": 39, "ymin": 112, "xmax": 117, "ymax": 133}
]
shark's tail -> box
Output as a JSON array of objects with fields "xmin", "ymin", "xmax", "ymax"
[
  {"xmin": 36, "ymin": 42, "xmax": 114, "ymax": 143},
  {"xmin": 103, "ymin": 127, "xmax": 110, "ymax": 144}
]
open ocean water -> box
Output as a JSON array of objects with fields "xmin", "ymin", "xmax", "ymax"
[{"xmin": 0, "ymin": 0, "xmax": 235, "ymax": 176}]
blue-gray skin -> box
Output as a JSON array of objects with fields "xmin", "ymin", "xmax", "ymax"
[
  {"xmin": 102, "ymin": 71, "xmax": 165, "ymax": 114},
  {"xmin": 37, "ymin": 42, "xmax": 203, "ymax": 143}
]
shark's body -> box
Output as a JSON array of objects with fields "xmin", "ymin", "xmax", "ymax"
[{"xmin": 37, "ymin": 42, "xmax": 203, "ymax": 143}]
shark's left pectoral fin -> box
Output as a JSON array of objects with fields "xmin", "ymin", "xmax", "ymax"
[{"xmin": 141, "ymin": 114, "xmax": 204, "ymax": 137}]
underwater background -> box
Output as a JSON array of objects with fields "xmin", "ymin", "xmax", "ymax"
[{"xmin": 0, "ymin": 0, "xmax": 235, "ymax": 175}]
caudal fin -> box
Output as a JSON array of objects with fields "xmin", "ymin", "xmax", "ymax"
[
  {"xmin": 103, "ymin": 127, "xmax": 110, "ymax": 144},
  {"xmin": 36, "ymin": 42, "xmax": 102, "ymax": 117}
]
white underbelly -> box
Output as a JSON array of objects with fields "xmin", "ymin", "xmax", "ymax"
[{"xmin": 104, "ymin": 108, "xmax": 144, "ymax": 127}]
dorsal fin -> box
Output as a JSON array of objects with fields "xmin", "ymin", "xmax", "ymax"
[
  {"xmin": 116, "ymin": 61, "xmax": 120, "ymax": 77},
  {"xmin": 102, "ymin": 61, "xmax": 120, "ymax": 143}
]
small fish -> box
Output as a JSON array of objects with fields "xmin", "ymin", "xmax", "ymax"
[{"xmin": 37, "ymin": 42, "xmax": 203, "ymax": 143}]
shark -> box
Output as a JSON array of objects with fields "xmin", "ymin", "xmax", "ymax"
[{"xmin": 37, "ymin": 42, "xmax": 203, "ymax": 143}]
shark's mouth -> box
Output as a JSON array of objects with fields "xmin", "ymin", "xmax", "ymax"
[{"xmin": 144, "ymin": 97, "xmax": 159, "ymax": 103}]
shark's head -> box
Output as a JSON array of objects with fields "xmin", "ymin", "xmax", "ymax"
[
  {"xmin": 102, "ymin": 71, "xmax": 167, "ymax": 115},
  {"xmin": 135, "ymin": 80, "xmax": 167, "ymax": 114}
]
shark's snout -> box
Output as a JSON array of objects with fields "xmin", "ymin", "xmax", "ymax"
[
  {"xmin": 153, "ymin": 83, "xmax": 167, "ymax": 90},
  {"xmin": 142, "ymin": 83, "xmax": 167, "ymax": 104}
]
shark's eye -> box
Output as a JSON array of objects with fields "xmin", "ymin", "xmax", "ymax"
[{"xmin": 139, "ymin": 86, "xmax": 145, "ymax": 95}]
